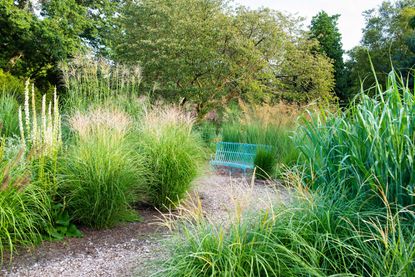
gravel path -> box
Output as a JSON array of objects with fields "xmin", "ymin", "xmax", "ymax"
[{"xmin": 1, "ymin": 173, "xmax": 289, "ymax": 277}]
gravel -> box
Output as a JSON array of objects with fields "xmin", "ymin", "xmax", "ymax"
[{"xmin": 1, "ymin": 173, "xmax": 289, "ymax": 277}]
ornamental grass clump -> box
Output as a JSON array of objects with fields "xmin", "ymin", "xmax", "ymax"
[
  {"xmin": 157, "ymin": 180, "xmax": 415, "ymax": 276},
  {"xmin": 0, "ymin": 94, "xmax": 19, "ymax": 138},
  {"xmin": 0, "ymin": 144, "xmax": 52, "ymax": 263},
  {"xmin": 60, "ymin": 108, "xmax": 145, "ymax": 229},
  {"xmin": 298, "ymin": 71, "xmax": 415, "ymax": 207},
  {"xmin": 138, "ymin": 106, "xmax": 203, "ymax": 209}
]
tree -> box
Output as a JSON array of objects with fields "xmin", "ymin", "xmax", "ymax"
[
  {"xmin": 346, "ymin": 0, "xmax": 415, "ymax": 98},
  {"xmin": 310, "ymin": 11, "xmax": 347, "ymax": 104},
  {"xmin": 113, "ymin": 0, "xmax": 334, "ymax": 116},
  {"xmin": 0, "ymin": 0, "xmax": 120, "ymax": 88}
]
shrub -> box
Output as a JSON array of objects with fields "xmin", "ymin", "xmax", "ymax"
[
  {"xmin": 298, "ymin": 71, "xmax": 415, "ymax": 207},
  {"xmin": 157, "ymin": 184, "xmax": 415, "ymax": 276},
  {"xmin": 0, "ymin": 69, "xmax": 24, "ymax": 96},
  {"xmin": 60, "ymin": 108, "xmax": 145, "ymax": 229},
  {"xmin": 0, "ymin": 94, "xmax": 19, "ymax": 137},
  {"xmin": 138, "ymin": 107, "xmax": 203, "ymax": 209}
]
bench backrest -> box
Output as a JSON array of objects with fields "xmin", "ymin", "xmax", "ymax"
[{"xmin": 214, "ymin": 142, "xmax": 272, "ymax": 166}]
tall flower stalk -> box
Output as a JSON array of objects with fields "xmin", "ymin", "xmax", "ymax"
[{"xmin": 18, "ymin": 80, "xmax": 62, "ymax": 156}]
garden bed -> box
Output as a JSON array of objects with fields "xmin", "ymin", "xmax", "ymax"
[{"xmin": 1, "ymin": 173, "xmax": 287, "ymax": 277}]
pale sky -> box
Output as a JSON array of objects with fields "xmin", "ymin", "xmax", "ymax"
[{"xmin": 235, "ymin": 0, "xmax": 385, "ymax": 51}]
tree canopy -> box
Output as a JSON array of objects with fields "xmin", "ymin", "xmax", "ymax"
[
  {"xmin": 346, "ymin": 0, "xmax": 415, "ymax": 97},
  {"xmin": 0, "ymin": 0, "xmax": 119, "ymax": 88},
  {"xmin": 113, "ymin": 0, "xmax": 334, "ymax": 115}
]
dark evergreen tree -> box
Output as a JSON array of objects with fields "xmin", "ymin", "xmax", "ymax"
[{"xmin": 310, "ymin": 11, "xmax": 347, "ymax": 104}]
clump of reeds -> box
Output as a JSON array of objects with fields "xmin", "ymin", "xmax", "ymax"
[{"xmin": 298, "ymin": 71, "xmax": 415, "ymax": 207}]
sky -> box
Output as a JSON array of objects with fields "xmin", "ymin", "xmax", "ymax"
[{"xmin": 235, "ymin": 0, "xmax": 385, "ymax": 51}]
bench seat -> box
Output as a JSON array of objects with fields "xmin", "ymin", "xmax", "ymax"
[{"xmin": 210, "ymin": 142, "xmax": 272, "ymax": 172}]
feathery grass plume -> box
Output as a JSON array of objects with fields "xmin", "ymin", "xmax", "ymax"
[
  {"xmin": 69, "ymin": 107, "xmax": 131, "ymax": 140},
  {"xmin": 60, "ymin": 107, "xmax": 145, "ymax": 229},
  {"xmin": 137, "ymin": 106, "xmax": 203, "ymax": 209},
  {"xmin": 61, "ymin": 55, "xmax": 142, "ymax": 111}
]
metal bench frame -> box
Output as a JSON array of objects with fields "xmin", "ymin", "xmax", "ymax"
[{"xmin": 210, "ymin": 142, "xmax": 272, "ymax": 173}]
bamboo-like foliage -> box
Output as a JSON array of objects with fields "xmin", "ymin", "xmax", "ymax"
[
  {"xmin": 18, "ymin": 79, "xmax": 61, "ymax": 156},
  {"xmin": 298, "ymin": 71, "xmax": 415, "ymax": 207}
]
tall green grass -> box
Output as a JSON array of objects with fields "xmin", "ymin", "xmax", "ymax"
[
  {"xmin": 0, "ymin": 94, "xmax": 19, "ymax": 138},
  {"xmin": 59, "ymin": 108, "xmax": 145, "ymax": 229},
  {"xmin": 137, "ymin": 107, "xmax": 203, "ymax": 209},
  {"xmin": 157, "ymin": 184, "xmax": 415, "ymax": 276},
  {"xmin": 0, "ymin": 145, "xmax": 52, "ymax": 263},
  {"xmin": 298, "ymin": 71, "xmax": 415, "ymax": 207},
  {"xmin": 61, "ymin": 56, "xmax": 141, "ymax": 111},
  {"xmin": 157, "ymin": 71, "xmax": 415, "ymax": 276}
]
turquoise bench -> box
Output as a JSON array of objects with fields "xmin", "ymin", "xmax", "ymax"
[{"xmin": 210, "ymin": 142, "xmax": 272, "ymax": 173}]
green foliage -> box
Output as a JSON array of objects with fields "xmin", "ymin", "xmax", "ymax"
[
  {"xmin": 114, "ymin": 0, "xmax": 334, "ymax": 114},
  {"xmin": 137, "ymin": 107, "xmax": 203, "ymax": 209},
  {"xmin": 158, "ymin": 187, "xmax": 415, "ymax": 276},
  {"xmin": 310, "ymin": 11, "xmax": 347, "ymax": 103},
  {"xmin": 0, "ymin": 94, "xmax": 19, "ymax": 137},
  {"xmin": 346, "ymin": 0, "xmax": 415, "ymax": 98},
  {"xmin": 195, "ymin": 121, "xmax": 219, "ymax": 151},
  {"xmin": 298, "ymin": 71, "xmax": 415, "ymax": 207},
  {"xmin": 0, "ymin": 186, "xmax": 52, "ymax": 263},
  {"xmin": 60, "ymin": 112, "xmax": 145, "ymax": 229},
  {"xmin": 0, "ymin": 0, "xmax": 120, "ymax": 87},
  {"xmin": 0, "ymin": 144, "xmax": 52, "ymax": 263},
  {"xmin": 0, "ymin": 69, "xmax": 24, "ymax": 95},
  {"xmin": 253, "ymin": 146, "xmax": 276, "ymax": 179},
  {"xmin": 0, "ymin": 1, "xmax": 77, "ymax": 81},
  {"xmin": 47, "ymin": 203, "xmax": 82, "ymax": 240}
]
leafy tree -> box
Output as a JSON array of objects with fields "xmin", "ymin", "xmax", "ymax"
[
  {"xmin": 346, "ymin": 0, "xmax": 415, "ymax": 98},
  {"xmin": 310, "ymin": 11, "xmax": 347, "ymax": 104},
  {"xmin": 113, "ymin": 0, "xmax": 334, "ymax": 116},
  {"xmin": 0, "ymin": 0, "xmax": 119, "ymax": 88}
]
